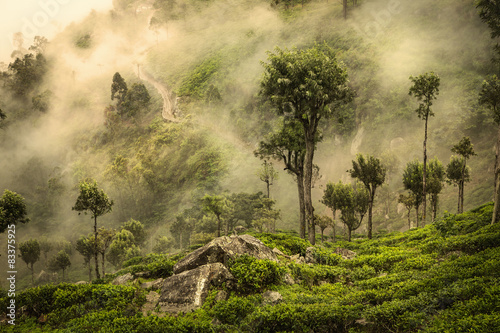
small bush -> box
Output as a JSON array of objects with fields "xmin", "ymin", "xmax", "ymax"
[{"xmin": 229, "ymin": 255, "xmax": 285, "ymax": 293}]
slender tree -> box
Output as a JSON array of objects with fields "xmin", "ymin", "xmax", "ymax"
[
  {"xmin": 202, "ymin": 194, "xmax": 228, "ymax": 237},
  {"xmin": 75, "ymin": 235, "xmax": 95, "ymax": 282},
  {"xmin": 348, "ymin": 154, "xmax": 386, "ymax": 239},
  {"xmin": 426, "ymin": 158, "xmax": 445, "ymax": 221},
  {"xmin": 19, "ymin": 239, "xmax": 40, "ymax": 284},
  {"xmin": 260, "ymin": 45, "xmax": 354, "ymax": 244},
  {"xmin": 409, "ymin": 72, "xmax": 440, "ymax": 225},
  {"xmin": 398, "ymin": 193, "xmax": 415, "ymax": 230},
  {"xmin": 0, "ymin": 189, "xmax": 30, "ymax": 233},
  {"xmin": 321, "ymin": 181, "xmax": 341, "ymax": 242},
  {"xmin": 446, "ymin": 156, "xmax": 470, "ymax": 214},
  {"xmin": 479, "ymin": 75, "xmax": 500, "ymax": 223},
  {"xmin": 257, "ymin": 160, "xmax": 278, "ymax": 199},
  {"xmin": 402, "ymin": 160, "xmax": 424, "ymax": 227},
  {"xmin": 97, "ymin": 228, "xmax": 116, "ymax": 277},
  {"xmin": 450, "ymin": 137, "xmax": 476, "ymax": 213},
  {"xmin": 315, "ymin": 215, "xmax": 332, "ymax": 243},
  {"xmin": 72, "ymin": 180, "xmax": 114, "ymax": 280}
]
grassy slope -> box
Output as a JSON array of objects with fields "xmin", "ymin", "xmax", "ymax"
[{"xmin": 2, "ymin": 203, "xmax": 499, "ymax": 332}]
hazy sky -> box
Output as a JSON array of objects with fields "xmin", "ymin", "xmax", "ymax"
[{"xmin": 0, "ymin": 0, "xmax": 113, "ymax": 62}]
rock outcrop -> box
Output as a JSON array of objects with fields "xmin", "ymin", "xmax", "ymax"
[
  {"xmin": 173, "ymin": 234, "xmax": 277, "ymax": 274},
  {"xmin": 159, "ymin": 263, "xmax": 234, "ymax": 313}
]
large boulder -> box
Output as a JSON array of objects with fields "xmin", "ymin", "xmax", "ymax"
[
  {"xmin": 173, "ymin": 234, "xmax": 277, "ymax": 274},
  {"xmin": 158, "ymin": 263, "xmax": 234, "ymax": 313}
]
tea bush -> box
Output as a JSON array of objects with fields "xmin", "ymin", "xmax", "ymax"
[{"xmin": 228, "ymin": 255, "xmax": 285, "ymax": 293}]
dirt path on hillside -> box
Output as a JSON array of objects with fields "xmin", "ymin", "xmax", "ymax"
[{"xmin": 139, "ymin": 66, "xmax": 180, "ymax": 122}]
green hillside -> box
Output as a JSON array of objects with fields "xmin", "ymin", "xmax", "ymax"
[{"xmin": 1, "ymin": 0, "xmax": 500, "ymax": 329}]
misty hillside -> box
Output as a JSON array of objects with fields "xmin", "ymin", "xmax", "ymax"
[{"xmin": 0, "ymin": 0, "xmax": 499, "ymax": 301}]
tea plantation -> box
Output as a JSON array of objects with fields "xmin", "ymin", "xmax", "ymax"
[{"xmin": 1, "ymin": 203, "xmax": 499, "ymax": 332}]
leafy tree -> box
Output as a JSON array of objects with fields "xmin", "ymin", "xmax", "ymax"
[
  {"xmin": 402, "ymin": 160, "xmax": 424, "ymax": 227},
  {"xmin": 0, "ymin": 189, "xmax": 30, "ymax": 233},
  {"xmin": 257, "ymin": 160, "xmax": 278, "ymax": 199},
  {"xmin": 477, "ymin": 0, "xmax": 500, "ymax": 66},
  {"xmin": 315, "ymin": 215, "xmax": 332, "ymax": 243},
  {"xmin": 348, "ymin": 154, "xmax": 386, "ymax": 239},
  {"xmin": 75, "ymin": 235, "xmax": 95, "ymax": 282},
  {"xmin": 409, "ymin": 72, "xmax": 440, "ymax": 224},
  {"xmin": 450, "ymin": 137, "xmax": 476, "ymax": 213},
  {"xmin": 426, "ymin": 158, "xmax": 445, "ymax": 222},
  {"xmin": 227, "ymin": 192, "xmax": 267, "ymax": 229},
  {"xmin": 202, "ymin": 194, "xmax": 229, "ymax": 237},
  {"xmin": 260, "ymin": 45, "xmax": 354, "ymax": 244},
  {"xmin": 251, "ymin": 198, "xmax": 280, "ymax": 233},
  {"xmin": 256, "ymin": 119, "xmax": 308, "ymax": 238},
  {"xmin": 335, "ymin": 182, "xmax": 369, "ymax": 242},
  {"xmin": 446, "ymin": 156, "xmax": 471, "ymax": 214},
  {"xmin": 111, "ymin": 72, "xmax": 128, "ymax": 112},
  {"xmin": 122, "ymin": 83, "xmax": 151, "ymax": 117},
  {"xmin": 479, "ymin": 75, "xmax": 500, "ymax": 223},
  {"xmin": 19, "ymin": 239, "xmax": 40, "ymax": 284},
  {"xmin": 72, "ymin": 179, "xmax": 114, "ymax": 280},
  {"xmin": 97, "ymin": 228, "xmax": 116, "ymax": 277},
  {"xmin": 48, "ymin": 251, "xmax": 71, "ymax": 280},
  {"xmin": 321, "ymin": 181, "xmax": 341, "ymax": 242},
  {"xmin": 122, "ymin": 219, "xmax": 146, "ymax": 246},
  {"xmin": 7, "ymin": 53, "xmax": 47, "ymax": 98},
  {"xmin": 107, "ymin": 230, "xmax": 140, "ymax": 268},
  {"xmin": 398, "ymin": 193, "xmax": 415, "ymax": 230}
]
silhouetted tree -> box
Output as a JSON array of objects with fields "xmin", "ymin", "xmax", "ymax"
[
  {"xmin": 72, "ymin": 180, "xmax": 114, "ymax": 280},
  {"xmin": 450, "ymin": 137, "xmax": 476, "ymax": 213},
  {"xmin": 426, "ymin": 158, "xmax": 445, "ymax": 221},
  {"xmin": 75, "ymin": 235, "xmax": 95, "ymax": 282},
  {"xmin": 257, "ymin": 160, "xmax": 278, "ymax": 199},
  {"xmin": 335, "ymin": 182, "xmax": 369, "ymax": 242},
  {"xmin": 48, "ymin": 251, "xmax": 71, "ymax": 281},
  {"xmin": 19, "ymin": 239, "xmax": 40, "ymax": 284},
  {"xmin": 398, "ymin": 193, "xmax": 415, "ymax": 230},
  {"xmin": 402, "ymin": 160, "xmax": 424, "ymax": 227},
  {"xmin": 409, "ymin": 72, "xmax": 440, "ymax": 224}
]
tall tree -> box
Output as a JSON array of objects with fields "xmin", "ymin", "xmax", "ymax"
[
  {"xmin": 255, "ymin": 119, "xmax": 309, "ymax": 238},
  {"xmin": 348, "ymin": 154, "xmax": 386, "ymax": 239},
  {"xmin": 450, "ymin": 137, "xmax": 476, "ymax": 213},
  {"xmin": 19, "ymin": 239, "xmax": 40, "ymax": 284},
  {"xmin": 477, "ymin": 0, "xmax": 500, "ymax": 67},
  {"xmin": 446, "ymin": 156, "xmax": 470, "ymax": 214},
  {"xmin": 72, "ymin": 180, "xmax": 114, "ymax": 280},
  {"xmin": 257, "ymin": 160, "xmax": 278, "ymax": 199},
  {"xmin": 111, "ymin": 72, "xmax": 128, "ymax": 113},
  {"xmin": 402, "ymin": 160, "xmax": 424, "ymax": 227},
  {"xmin": 0, "ymin": 189, "xmax": 30, "ymax": 233},
  {"xmin": 409, "ymin": 72, "xmax": 440, "ymax": 225},
  {"xmin": 479, "ymin": 75, "xmax": 500, "ymax": 223},
  {"xmin": 426, "ymin": 158, "xmax": 445, "ymax": 222},
  {"xmin": 260, "ymin": 45, "xmax": 354, "ymax": 244}
]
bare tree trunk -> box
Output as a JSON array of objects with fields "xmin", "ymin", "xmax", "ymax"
[
  {"xmin": 217, "ymin": 216, "xmax": 221, "ymax": 237},
  {"xmin": 367, "ymin": 188, "xmax": 375, "ymax": 239},
  {"xmin": 304, "ymin": 137, "xmax": 316, "ymax": 245},
  {"xmin": 415, "ymin": 204, "xmax": 420, "ymax": 228},
  {"xmin": 94, "ymin": 217, "xmax": 100, "ymax": 280},
  {"xmin": 101, "ymin": 253, "xmax": 106, "ymax": 277},
  {"xmin": 30, "ymin": 264, "xmax": 34, "ymax": 285},
  {"xmin": 347, "ymin": 226, "xmax": 352, "ymax": 242},
  {"xmin": 266, "ymin": 181, "xmax": 270, "ymax": 199},
  {"xmin": 332, "ymin": 210, "xmax": 336, "ymax": 242},
  {"xmin": 88, "ymin": 263, "xmax": 92, "ymax": 282},
  {"xmin": 297, "ymin": 173, "xmax": 306, "ymax": 239},
  {"xmin": 407, "ymin": 208, "xmax": 411, "ymax": 229},
  {"xmin": 422, "ymin": 117, "xmax": 428, "ymax": 226},
  {"xmin": 492, "ymin": 126, "xmax": 500, "ymax": 224}
]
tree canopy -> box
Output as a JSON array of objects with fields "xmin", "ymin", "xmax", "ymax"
[{"xmin": 0, "ymin": 189, "xmax": 30, "ymax": 233}]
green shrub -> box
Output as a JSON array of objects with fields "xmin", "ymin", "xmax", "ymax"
[
  {"xmin": 229, "ymin": 255, "xmax": 285, "ymax": 293},
  {"xmin": 212, "ymin": 294, "xmax": 260, "ymax": 325},
  {"xmin": 253, "ymin": 233, "xmax": 310, "ymax": 256},
  {"xmin": 312, "ymin": 246, "xmax": 342, "ymax": 266},
  {"xmin": 289, "ymin": 263, "xmax": 347, "ymax": 286}
]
